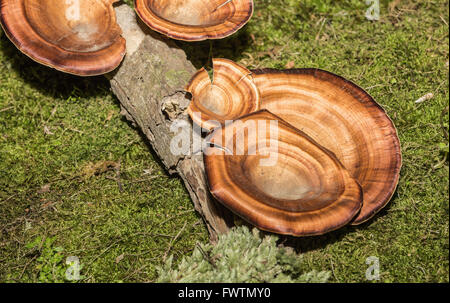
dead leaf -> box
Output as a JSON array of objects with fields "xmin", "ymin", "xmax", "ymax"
[
  {"xmin": 255, "ymin": 46, "xmax": 282, "ymax": 60},
  {"xmin": 415, "ymin": 93, "xmax": 434, "ymax": 104},
  {"xmin": 50, "ymin": 106, "xmax": 58, "ymax": 118},
  {"xmin": 389, "ymin": 0, "xmax": 401, "ymax": 13},
  {"xmin": 143, "ymin": 168, "xmax": 154, "ymax": 175},
  {"xmin": 115, "ymin": 254, "xmax": 125, "ymax": 263},
  {"xmin": 44, "ymin": 125, "xmax": 54, "ymax": 135},
  {"xmin": 106, "ymin": 110, "xmax": 115, "ymax": 122},
  {"xmin": 41, "ymin": 201, "xmax": 54, "ymax": 209},
  {"xmin": 37, "ymin": 184, "xmax": 51, "ymax": 194},
  {"xmin": 285, "ymin": 61, "xmax": 295, "ymax": 69},
  {"xmin": 81, "ymin": 161, "xmax": 120, "ymax": 179}
]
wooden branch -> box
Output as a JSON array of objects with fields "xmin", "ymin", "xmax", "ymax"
[{"xmin": 109, "ymin": 4, "xmax": 234, "ymax": 241}]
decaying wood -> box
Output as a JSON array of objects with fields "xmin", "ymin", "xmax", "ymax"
[{"xmin": 109, "ymin": 4, "xmax": 234, "ymax": 241}]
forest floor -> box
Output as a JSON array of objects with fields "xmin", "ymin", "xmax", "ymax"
[{"xmin": 0, "ymin": 0, "xmax": 448, "ymax": 282}]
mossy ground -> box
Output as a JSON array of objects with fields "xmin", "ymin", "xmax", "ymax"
[{"xmin": 0, "ymin": 0, "xmax": 448, "ymax": 282}]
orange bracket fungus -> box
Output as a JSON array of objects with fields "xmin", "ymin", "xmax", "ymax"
[
  {"xmin": 204, "ymin": 110, "xmax": 363, "ymax": 236},
  {"xmin": 186, "ymin": 58, "xmax": 260, "ymax": 130},
  {"xmin": 0, "ymin": 0, "xmax": 126, "ymax": 76},
  {"xmin": 134, "ymin": 0, "xmax": 254, "ymax": 41},
  {"xmin": 252, "ymin": 68, "xmax": 402, "ymax": 225}
]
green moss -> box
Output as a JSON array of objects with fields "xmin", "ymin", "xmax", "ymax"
[{"xmin": 0, "ymin": 27, "xmax": 207, "ymax": 282}]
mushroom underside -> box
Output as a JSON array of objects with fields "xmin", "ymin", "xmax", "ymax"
[
  {"xmin": 186, "ymin": 58, "xmax": 260, "ymax": 130},
  {"xmin": 204, "ymin": 110, "xmax": 363, "ymax": 236},
  {"xmin": 251, "ymin": 68, "xmax": 402, "ymax": 224},
  {"xmin": 134, "ymin": 0, "xmax": 254, "ymax": 41},
  {"xmin": 149, "ymin": 0, "xmax": 229, "ymax": 26},
  {"xmin": 0, "ymin": 0, "xmax": 126, "ymax": 75}
]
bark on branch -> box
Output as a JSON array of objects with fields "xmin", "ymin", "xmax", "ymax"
[{"xmin": 109, "ymin": 4, "xmax": 234, "ymax": 241}]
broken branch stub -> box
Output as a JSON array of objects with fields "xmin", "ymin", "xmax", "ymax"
[{"xmin": 110, "ymin": 4, "xmax": 234, "ymax": 241}]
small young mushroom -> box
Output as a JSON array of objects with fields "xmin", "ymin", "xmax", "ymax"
[
  {"xmin": 186, "ymin": 58, "xmax": 260, "ymax": 130},
  {"xmin": 134, "ymin": 0, "xmax": 254, "ymax": 41},
  {"xmin": 204, "ymin": 110, "xmax": 363, "ymax": 236},
  {"xmin": 252, "ymin": 68, "xmax": 402, "ymax": 225},
  {"xmin": 0, "ymin": 0, "xmax": 126, "ymax": 76}
]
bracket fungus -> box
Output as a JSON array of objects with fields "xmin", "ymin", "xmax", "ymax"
[
  {"xmin": 186, "ymin": 58, "xmax": 259, "ymax": 130},
  {"xmin": 0, "ymin": 0, "xmax": 126, "ymax": 76},
  {"xmin": 204, "ymin": 110, "xmax": 363, "ymax": 236},
  {"xmin": 134, "ymin": 0, "xmax": 254, "ymax": 41},
  {"xmin": 252, "ymin": 68, "xmax": 402, "ymax": 225}
]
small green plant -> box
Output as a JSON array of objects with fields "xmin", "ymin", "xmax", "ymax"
[
  {"xmin": 157, "ymin": 226, "xmax": 331, "ymax": 283},
  {"xmin": 25, "ymin": 236, "xmax": 82, "ymax": 283}
]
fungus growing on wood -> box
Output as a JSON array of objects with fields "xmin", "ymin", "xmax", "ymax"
[
  {"xmin": 0, "ymin": 0, "xmax": 126, "ymax": 76},
  {"xmin": 252, "ymin": 68, "xmax": 402, "ymax": 224},
  {"xmin": 204, "ymin": 110, "xmax": 363, "ymax": 236},
  {"xmin": 186, "ymin": 58, "xmax": 259, "ymax": 130},
  {"xmin": 134, "ymin": 0, "xmax": 254, "ymax": 41}
]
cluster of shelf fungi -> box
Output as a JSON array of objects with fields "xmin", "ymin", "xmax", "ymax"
[{"xmin": 0, "ymin": 0, "xmax": 402, "ymax": 237}]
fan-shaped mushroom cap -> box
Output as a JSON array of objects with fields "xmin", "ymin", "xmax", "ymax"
[
  {"xmin": 252, "ymin": 68, "xmax": 402, "ymax": 225},
  {"xmin": 134, "ymin": 0, "xmax": 253, "ymax": 41},
  {"xmin": 186, "ymin": 58, "xmax": 260, "ymax": 130},
  {"xmin": 0, "ymin": 0, "xmax": 126, "ymax": 76},
  {"xmin": 204, "ymin": 110, "xmax": 363, "ymax": 236}
]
